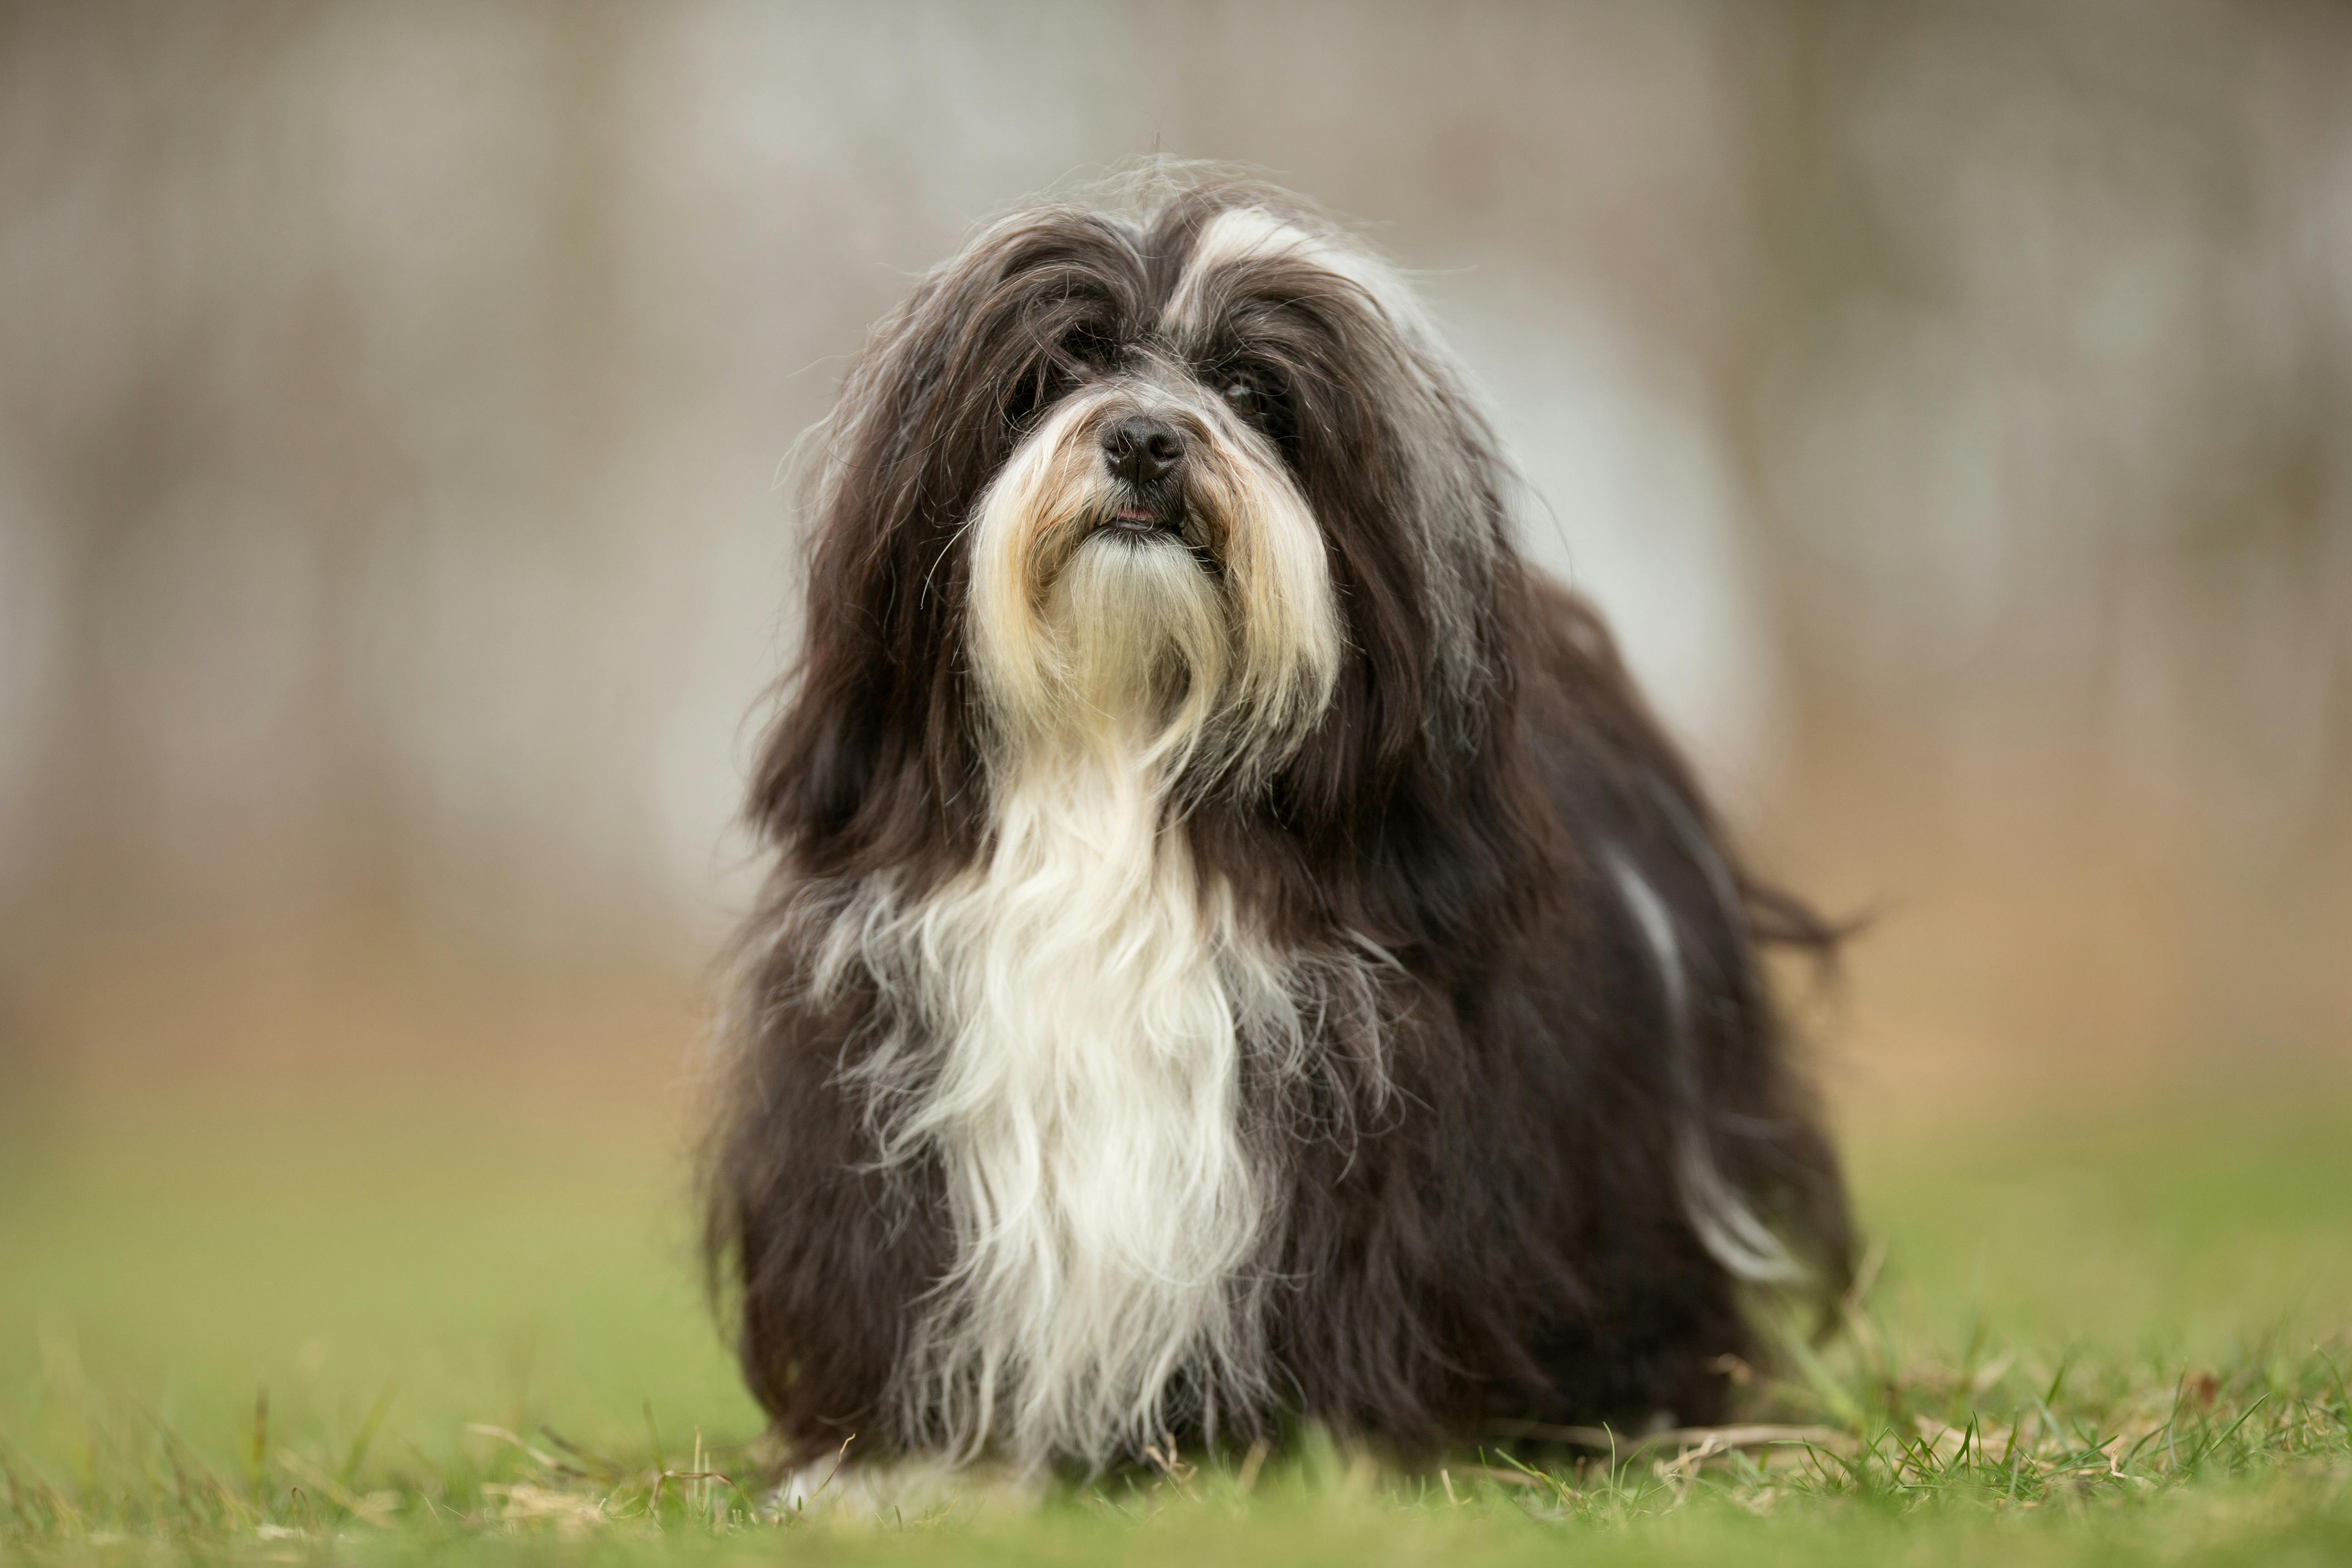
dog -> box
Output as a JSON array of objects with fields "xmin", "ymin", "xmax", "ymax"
[{"xmin": 704, "ymin": 174, "xmax": 1851, "ymax": 1494}]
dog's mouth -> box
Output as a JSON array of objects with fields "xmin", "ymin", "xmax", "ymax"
[
  {"xmin": 1075, "ymin": 483, "xmax": 1224, "ymax": 581},
  {"xmin": 1096, "ymin": 492, "xmax": 1186, "ymax": 540}
]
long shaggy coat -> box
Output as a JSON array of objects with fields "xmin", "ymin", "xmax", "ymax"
[{"xmin": 704, "ymin": 175, "xmax": 1851, "ymax": 1481}]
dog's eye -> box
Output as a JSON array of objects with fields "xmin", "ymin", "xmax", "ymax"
[
  {"xmin": 1220, "ymin": 372, "xmax": 1265, "ymax": 423},
  {"xmin": 1059, "ymin": 326, "xmax": 1116, "ymax": 371}
]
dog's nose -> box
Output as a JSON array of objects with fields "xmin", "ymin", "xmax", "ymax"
[{"xmin": 1101, "ymin": 416, "xmax": 1185, "ymax": 487}]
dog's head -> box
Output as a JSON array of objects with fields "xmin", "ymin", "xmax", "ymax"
[{"xmin": 766, "ymin": 178, "xmax": 1516, "ymax": 869}]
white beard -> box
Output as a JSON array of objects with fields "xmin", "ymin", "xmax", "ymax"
[
  {"xmin": 815, "ymin": 437, "xmax": 1364, "ymax": 1472},
  {"xmin": 833, "ymin": 735, "xmax": 1300, "ymax": 1472}
]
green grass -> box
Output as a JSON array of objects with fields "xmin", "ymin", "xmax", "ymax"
[{"xmin": 2, "ymin": 1080, "xmax": 2349, "ymax": 1563}]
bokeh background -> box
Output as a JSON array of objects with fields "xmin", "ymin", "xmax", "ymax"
[{"xmin": 2, "ymin": 0, "xmax": 2349, "ymax": 1469}]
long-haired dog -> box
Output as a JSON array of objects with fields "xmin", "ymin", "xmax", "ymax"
[{"xmin": 706, "ymin": 175, "xmax": 1851, "ymax": 1494}]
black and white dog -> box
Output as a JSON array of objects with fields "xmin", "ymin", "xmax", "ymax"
[{"xmin": 705, "ymin": 175, "xmax": 1850, "ymax": 1493}]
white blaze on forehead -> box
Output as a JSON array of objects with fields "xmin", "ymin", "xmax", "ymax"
[{"xmin": 1165, "ymin": 206, "xmax": 1429, "ymax": 342}]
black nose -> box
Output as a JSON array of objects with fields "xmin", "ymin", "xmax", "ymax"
[{"xmin": 1101, "ymin": 416, "xmax": 1184, "ymax": 487}]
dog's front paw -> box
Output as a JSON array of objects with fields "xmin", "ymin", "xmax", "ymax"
[{"xmin": 774, "ymin": 1454, "xmax": 1045, "ymax": 1520}]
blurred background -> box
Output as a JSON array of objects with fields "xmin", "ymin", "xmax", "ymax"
[
  {"xmin": 7, "ymin": 0, "xmax": 2349, "ymax": 1121},
  {"xmin": 2, "ymin": 0, "xmax": 2350, "ymax": 1458}
]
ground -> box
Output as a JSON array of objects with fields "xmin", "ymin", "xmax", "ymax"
[{"xmin": 2, "ymin": 1068, "xmax": 2348, "ymax": 1565}]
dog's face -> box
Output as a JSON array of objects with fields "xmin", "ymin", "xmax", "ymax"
[
  {"xmin": 964, "ymin": 257, "xmax": 1341, "ymax": 778},
  {"xmin": 806, "ymin": 184, "xmax": 1511, "ymax": 814}
]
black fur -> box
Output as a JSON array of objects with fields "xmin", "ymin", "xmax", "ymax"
[{"xmin": 705, "ymin": 176, "xmax": 1851, "ymax": 1470}]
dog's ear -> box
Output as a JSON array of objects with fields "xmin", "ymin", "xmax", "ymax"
[
  {"xmin": 746, "ymin": 259, "xmax": 985, "ymax": 877},
  {"xmin": 750, "ymin": 210, "xmax": 1148, "ymax": 879},
  {"xmin": 1154, "ymin": 203, "xmax": 1516, "ymax": 816}
]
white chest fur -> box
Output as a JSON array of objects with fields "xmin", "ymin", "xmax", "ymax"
[{"xmin": 846, "ymin": 749, "xmax": 1295, "ymax": 1471}]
